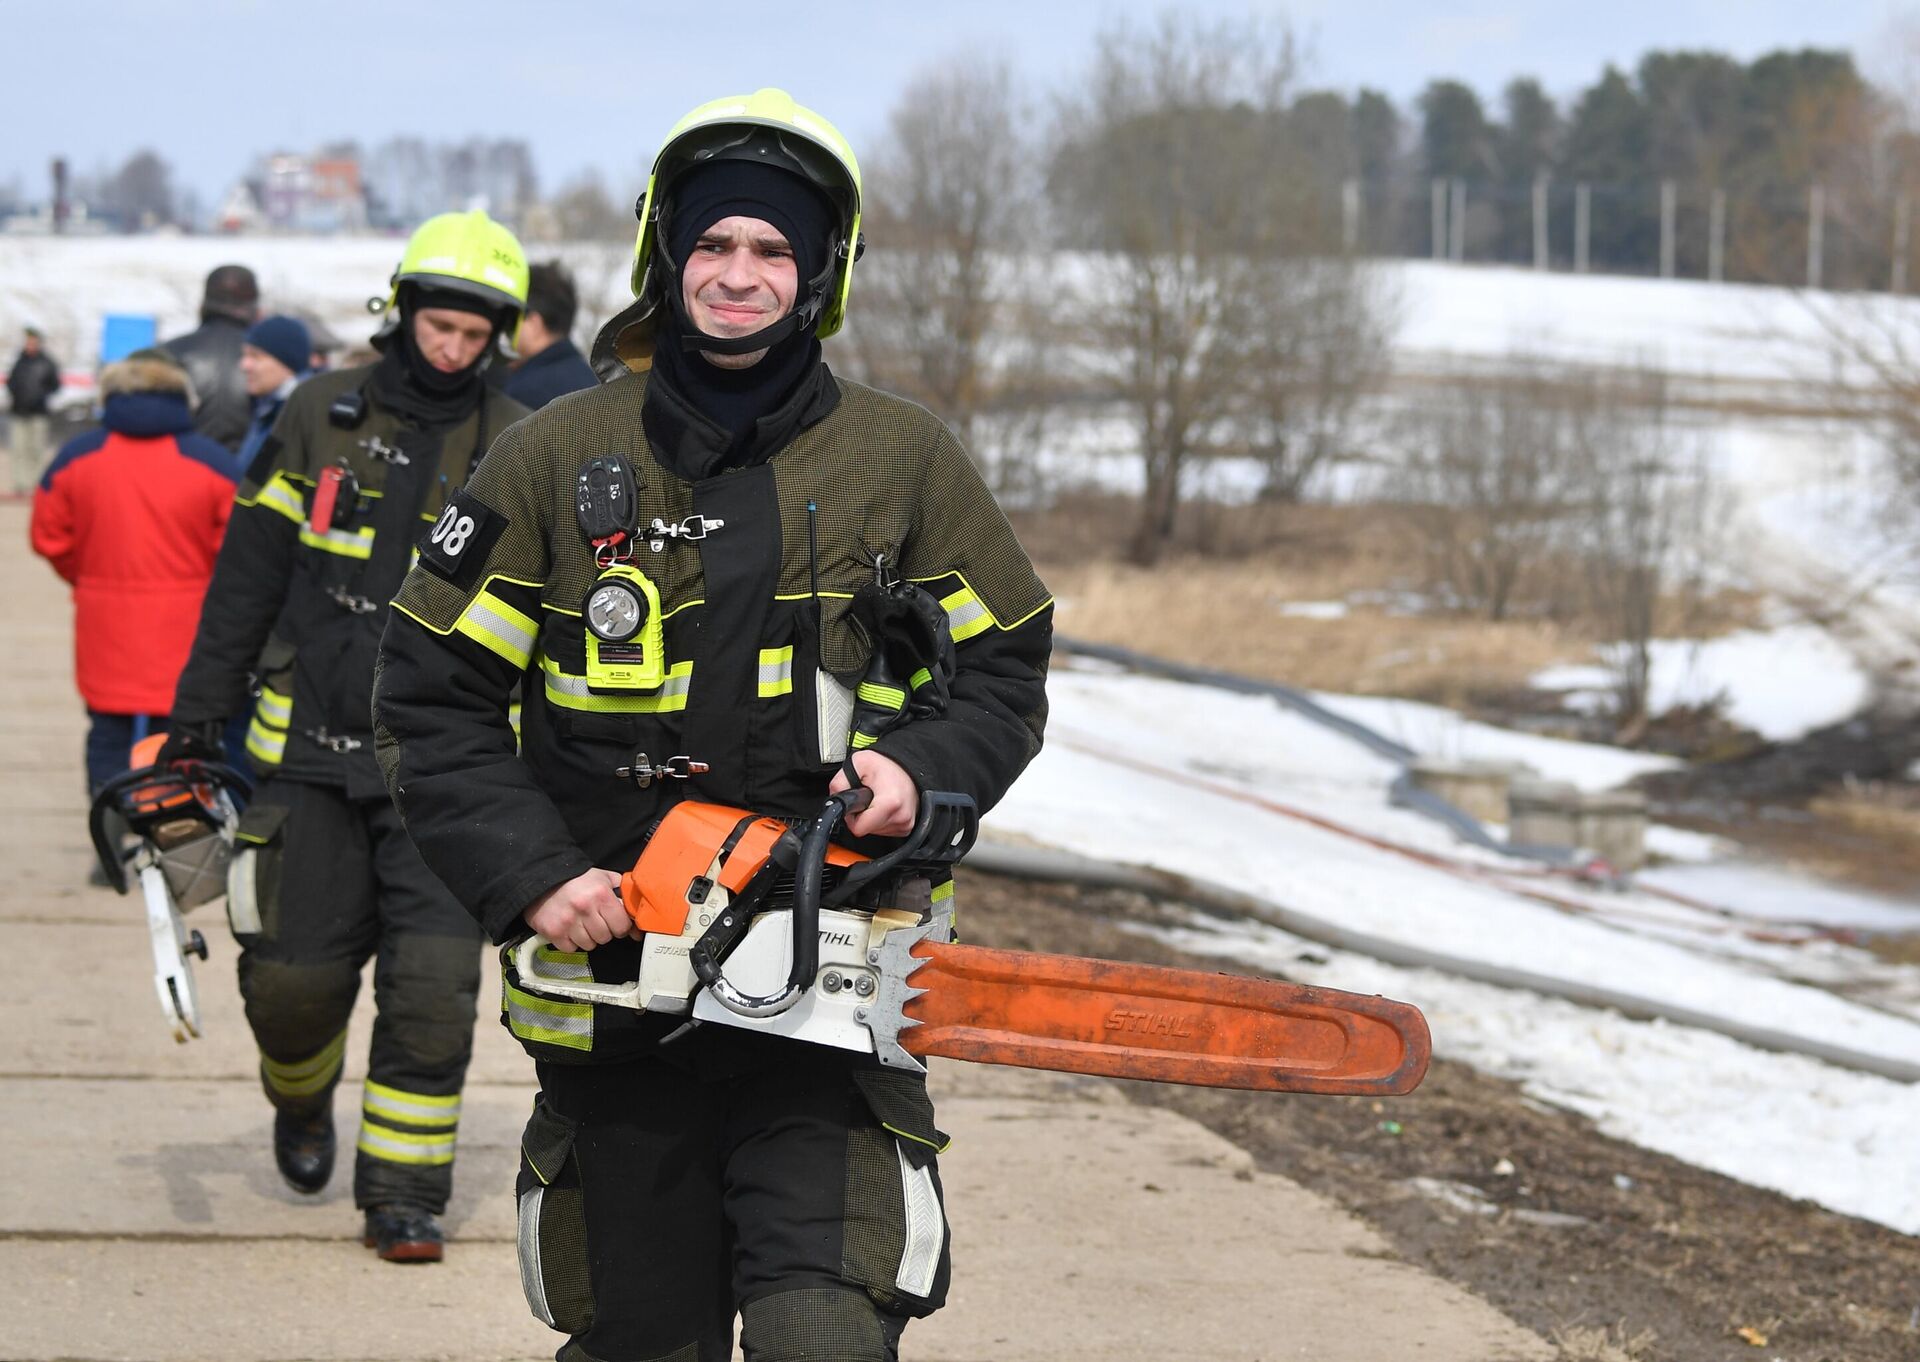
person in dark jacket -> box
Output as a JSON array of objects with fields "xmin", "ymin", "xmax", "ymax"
[
  {"xmin": 374, "ymin": 91, "xmax": 1051, "ymax": 1362},
  {"xmin": 157, "ymin": 213, "xmax": 530, "ymax": 1263},
  {"xmin": 8, "ymin": 326, "xmax": 62, "ymax": 493},
  {"xmin": 499, "ymin": 260, "xmax": 597, "ymax": 409},
  {"xmin": 236, "ymin": 314, "xmax": 312, "ymax": 473},
  {"xmin": 30, "ymin": 349, "xmax": 238, "ymax": 794},
  {"xmin": 162, "ymin": 264, "xmax": 260, "ymax": 452}
]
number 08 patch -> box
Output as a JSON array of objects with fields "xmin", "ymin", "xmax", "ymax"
[{"xmin": 417, "ymin": 489, "xmax": 507, "ymax": 588}]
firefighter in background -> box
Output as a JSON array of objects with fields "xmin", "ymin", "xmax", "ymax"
[
  {"xmin": 374, "ymin": 91, "xmax": 1051, "ymax": 1357},
  {"xmin": 159, "ymin": 212, "xmax": 532, "ymax": 1262}
]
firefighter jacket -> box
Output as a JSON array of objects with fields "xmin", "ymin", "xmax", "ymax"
[
  {"xmin": 171, "ymin": 361, "xmax": 528, "ymax": 796},
  {"xmin": 373, "ymin": 364, "xmax": 1053, "ymax": 1064}
]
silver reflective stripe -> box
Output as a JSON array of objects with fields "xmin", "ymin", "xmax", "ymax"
[
  {"xmin": 816, "ymin": 671, "xmax": 853, "ymax": 763},
  {"xmin": 894, "ymin": 1143, "xmax": 945, "ymax": 1298},
  {"xmin": 505, "ymin": 990, "xmax": 593, "ymax": 1040},
  {"xmin": 226, "ymin": 848, "xmax": 262, "ymax": 935},
  {"xmin": 517, "ymin": 1185, "xmax": 555, "ymax": 1327},
  {"xmin": 757, "ymin": 647, "xmax": 794, "ymax": 697},
  {"xmin": 527, "ymin": 952, "xmax": 592, "ymax": 982},
  {"xmin": 460, "ymin": 597, "xmax": 538, "ymax": 667},
  {"xmin": 541, "ymin": 662, "xmax": 692, "ymax": 701}
]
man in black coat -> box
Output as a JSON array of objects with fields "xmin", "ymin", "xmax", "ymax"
[
  {"xmin": 7, "ymin": 326, "xmax": 60, "ymax": 493},
  {"xmin": 162, "ymin": 264, "xmax": 260, "ymax": 451},
  {"xmin": 500, "ymin": 260, "xmax": 597, "ymax": 410}
]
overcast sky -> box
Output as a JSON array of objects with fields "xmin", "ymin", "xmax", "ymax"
[{"xmin": 9, "ymin": 0, "xmax": 1914, "ymax": 207}]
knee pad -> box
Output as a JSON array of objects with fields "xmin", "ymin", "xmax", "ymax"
[
  {"xmin": 241, "ymin": 956, "xmax": 359, "ymax": 1054},
  {"xmin": 738, "ymin": 1286, "xmax": 899, "ymax": 1362},
  {"xmin": 372, "ymin": 933, "xmax": 484, "ymax": 1069}
]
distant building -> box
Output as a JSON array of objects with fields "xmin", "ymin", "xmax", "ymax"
[{"xmin": 233, "ymin": 151, "xmax": 370, "ymax": 234}]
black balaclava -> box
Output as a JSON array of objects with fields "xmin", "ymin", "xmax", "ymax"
[
  {"xmin": 371, "ymin": 285, "xmax": 500, "ymax": 424},
  {"xmin": 649, "ymin": 158, "xmax": 835, "ymax": 454}
]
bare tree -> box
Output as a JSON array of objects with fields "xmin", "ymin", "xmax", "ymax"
[
  {"xmin": 850, "ymin": 56, "xmax": 1040, "ymax": 455},
  {"xmin": 1384, "ymin": 362, "xmax": 1589, "ymax": 621},
  {"xmin": 99, "ymin": 150, "xmax": 175, "ymax": 229},
  {"xmin": 1570, "ymin": 370, "xmax": 1723, "ymax": 734},
  {"xmin": 1049, "ymin": 12, "xmax": 1387, "ymax": 563}
]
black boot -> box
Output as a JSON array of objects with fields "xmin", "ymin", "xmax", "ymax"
[
  {"xmin": 273, "ymin": 1108, "xmax": 335, "ymax": 1195},
  {"xmin": 362, "ymin": 1202, "xmax": 445, "ymax": 1263}
]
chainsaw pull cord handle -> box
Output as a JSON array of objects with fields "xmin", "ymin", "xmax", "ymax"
[{"xmin": 701, "ymin": 785, "xmax": 871, "ymax": 1019}]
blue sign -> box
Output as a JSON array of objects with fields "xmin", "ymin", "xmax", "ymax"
[{"xmin": 99, "ymin": 314, "xmax": 157, "ymax": 364}]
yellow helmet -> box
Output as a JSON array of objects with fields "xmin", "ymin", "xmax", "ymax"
[
  {"xmin": 370, "ymin": 209, "xmax": 530, "ymax": 351},
  {"xmin": 631, "ymin": 87, "xmax": 864, "ymax": 342}
]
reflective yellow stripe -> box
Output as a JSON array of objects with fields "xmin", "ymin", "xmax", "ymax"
[
  {"xmin": 261, "ymin": 1031, "xmax": 346, "ymax": 1099},
  {"xmin": 363, "ymin": 1081, "xmax": 461, "ymax": 1129},
  {"xmin": 255, "ymin": 685, "xmax": 292, "ymax": 727},
  {"xmin": 940, "ymin": 587, "xmax": 992, "ymax": 643},
  {"xmin": 931, "ymin": 878, "xmax": 955, "ymax": 903},
  {"xmin": 249, "ymin": 472, "xmax": 306, "ymax": 523},
  {"xmin": 910, "ymin": 667, "xmax": 933, "ymax": 692},
  {"xmin": 245, "ymin": 717, "xmax": 287, "ymax": 766},
  {"xmin": 525, "ymin": 944, "xmax": 591, "ymax": 982},
  {"xmin": 299, "ymin": 522, "xmax": 375, "ymax": 560},
  {"xmin": 356, "ymin": 1120, "xmax": 457, "ymax": 1166},
  {"xmin": 503, "ymin": 978, "xmax": 594, "ymax": 1052},
  {"xmin": 539, "ymin": 656, "xmax": 691, "ymax": 714},
  {"xmin": 850, "ymin": 731, "xmax": 878, "ymax": 750},
  {"xmin": 857, "ymin": 681, "xmax": 906, "ymax": 710},
  {"xmin": 757, "ymin": 646, "xmax": 794, "ymax": 698},
  {"xmin": 456, "ymin": 592, "xmax": 538, "ymax": 669},
  {"xmin": 507, "ymin": 701, "xmax": 522, "ymax": 737}
]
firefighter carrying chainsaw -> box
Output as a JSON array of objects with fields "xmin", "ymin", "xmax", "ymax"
[
  {"xmin": 372, "ymin": 89, "xmax": 1052, "ymax": 1359},
  {"xmin": 158, "ymin": 211, "xmax": 532, "ymax": 1261},
  {"xmin": 374, "ymin": 90, "xmax": 1429, "ymax": 1360}
]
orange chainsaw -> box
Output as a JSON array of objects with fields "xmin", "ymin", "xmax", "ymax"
[{"xmin": 510, "ymin": 789, "xmax": 1430, "ymax": 1096}]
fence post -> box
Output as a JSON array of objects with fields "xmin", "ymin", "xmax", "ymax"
[
  {"xmin": 1894, "ymin": 195, "xmax": 1910, "ymax": 295},
  {"xmin": 1659, "ymin": 180, "xmax": 1676, "ymax": 279},
  {"xmin": 1575, "ymin": 183, "xmax": 1590, "ymax": 273},
  {"xmin": 1449, "ymin": 177, "xmax": 1466, "ymax": 263},
  {"xmin": 1341, "ymin": 178, "xmax": 1360, "ymax": 253},
  {"xmin": 1709, "ymin": 188, "xmax": 1726, "ymax": 283},
  {"xmin": 1431, "ymin": 178, "xmax": 1446, "ymax": 261},
  {"xmin": 1533, "ymin": 173, "xmax": 1549, "ymax": 270},
  {"xmin": 1808, "ymin": 184, "xmax": 1824, "ymax": 290}
]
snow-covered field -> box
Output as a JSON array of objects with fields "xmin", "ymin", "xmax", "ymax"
[
  {"xmin": 8, "ymin": 236, "xmax": 1920, "ymax": 1235},
  {"xmin": 993, "ymin": 661, "xmax": 1920, "ymax": 1236}
]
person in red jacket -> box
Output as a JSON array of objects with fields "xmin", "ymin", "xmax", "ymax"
[{"xmin": 31, "ymin": 348, "xmax": 241, "ymax": 794}]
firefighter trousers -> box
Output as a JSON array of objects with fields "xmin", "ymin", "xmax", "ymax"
[
  {"xmin": 228, "ymin": 774, "xmax": 483, "ymax": 1212},
  {"xmin": 516, "ymin": 1039, "xmax": 952, "ymax": 1361}
]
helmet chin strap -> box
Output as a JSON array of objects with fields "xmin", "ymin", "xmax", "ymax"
[{"xmin": 677, "ymin": 305, "xmax": 813, "ymax": 357}]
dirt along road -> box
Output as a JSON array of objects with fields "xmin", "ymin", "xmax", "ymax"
[{"xmin": 0, "ymin": 500, "xmax": 1548, "ymax": 1362}]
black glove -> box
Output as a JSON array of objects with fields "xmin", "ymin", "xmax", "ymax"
[{"xmin": 155, "ymin": 718, "xmax": 226, "ymax": 768}]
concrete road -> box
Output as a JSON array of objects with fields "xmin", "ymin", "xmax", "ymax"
[{"xmin": 0, "ymin": 501, "xmax": 1548, "ymax": 1362}]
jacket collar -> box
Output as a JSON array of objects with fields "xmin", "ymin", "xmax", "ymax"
[{"xmin": 102, "ymin": 391, "xmax": 195, "ymax": 439}]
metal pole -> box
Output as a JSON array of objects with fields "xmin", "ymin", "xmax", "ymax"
[
  {"xmin": 1431, "ymin": 178, "xmax": 1446, "ymax": 261},
  {"xmin": 1709, "ymin": 188, "xmax": 1726, "ymax": 283},
  {"xmin": 1575, "ymin": 183, "xmax": 1590, "ymax": 274},
  {"xmin": 1341, "ymin": 178, "xmax": 1360, "ymax": 253},
  {"xmin": 1533, "ymin": 173, "xmax": 1549, "ymax": 270},
  {"xmin": 1659, "ymin": 180, "xmax": 1676, "ymax": 279},
  {"xmin": 1449, "ymin": 177, "xmax": 1466, "ymax": 264},
  {"xmin": 1808, "ymin": 184, "xmax": 1824, "ymax": 290},
  {"xmin": 1894, "ymin": 196, "xmax": 1909, "ymax": 295}
]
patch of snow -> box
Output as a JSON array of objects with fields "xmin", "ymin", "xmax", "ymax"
[
  {"xmin": 1531, "ymin": 625, "xmax": 1870, "ymax": 741},
  {"xmin": 1145, "ymin": 911, "xmax": 1920, "ymax": 1237},
  {"xmin": 1277, "ymin": 600, "xmax": 1349, "ymax": 620},
  {"xmin": 1642, "ymin": 825, "xmax": 1727, "ymax": 864}
]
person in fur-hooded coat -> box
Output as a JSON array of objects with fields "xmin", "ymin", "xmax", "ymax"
[{"xmin": 32, "ymin": 348, "xmax": 241, "ymax": 792}]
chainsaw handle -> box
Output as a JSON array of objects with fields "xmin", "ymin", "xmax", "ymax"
[
  {"xmin": 88, "ymin": 759, "xmax": 253, "ymax": 895},
  {"xmin": 701, "ymin": 787, "xmax": 867, "ymax": 1019}
]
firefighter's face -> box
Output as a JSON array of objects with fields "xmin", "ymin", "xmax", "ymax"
[
  {"xmin": 680, "ymin": 215, "xmax": 799, "ymax": 369},
  {"xmin": 412, "ymin": 307, "xmax": 495, "ymax": 373}
]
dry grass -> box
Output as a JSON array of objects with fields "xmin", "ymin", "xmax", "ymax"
[
  {"xmin": 1809, "ymin": 783, "xmax": 1920, "ymax": 841},
  {"xmin": 1548, "ymin": 1321, "xmax": 1660, "ymax": 1362},
  {"xmin": 1016, "ymin": 495, "xmax": 1762, "ymax": 707}
]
